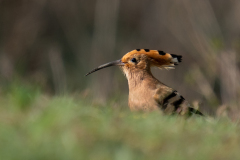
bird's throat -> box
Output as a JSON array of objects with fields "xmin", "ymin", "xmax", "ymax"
[{"xmin": 122, "ymin": 67, "xmax": 157, "ymax": 90}]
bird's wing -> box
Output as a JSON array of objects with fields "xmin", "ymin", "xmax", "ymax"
[{"xmin": 153, "ymin": 86, "xmax": 204, "ymax": 116}]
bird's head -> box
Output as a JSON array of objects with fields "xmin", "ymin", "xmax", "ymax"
[{"xmin": 85, "ymin": 49, "xmax": 182, "ymax": 76}]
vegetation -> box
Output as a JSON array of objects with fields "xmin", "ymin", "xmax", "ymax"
[{"xmin": 0, "ymin": 84, "xmax": 239, "ymax": 160}]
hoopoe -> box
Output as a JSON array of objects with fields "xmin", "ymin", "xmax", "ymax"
[{"xmin": 86, "ymin": 49, "xmax": 203, "ymax": 116}]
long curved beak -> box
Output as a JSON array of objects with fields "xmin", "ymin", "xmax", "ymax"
[{"xmin": 85, "ymin": 59, "xmax": 125, "ymax": 76}]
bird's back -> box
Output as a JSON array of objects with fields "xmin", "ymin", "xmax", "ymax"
[{"xmin": 128, "ymin": 75, "xmax": 203, "ymax": 116}]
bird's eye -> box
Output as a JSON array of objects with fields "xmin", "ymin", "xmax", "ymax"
[{"xmin": 131, "ymin": 58, "xmax": 137, "ymax": 63}]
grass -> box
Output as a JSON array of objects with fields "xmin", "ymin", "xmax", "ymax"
[{"xmin": 0, "ymin": 84, "xmax": 240, "ymax": 160}]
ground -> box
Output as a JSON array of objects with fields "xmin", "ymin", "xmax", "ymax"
[{"xmin": 0, "ymin": 85, "xmax": 240, "ymax": 160}]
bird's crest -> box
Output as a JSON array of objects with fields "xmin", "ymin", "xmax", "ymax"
[{"xmin": 122, "ymin": 49, "xmax": 182, "ymax": 70}]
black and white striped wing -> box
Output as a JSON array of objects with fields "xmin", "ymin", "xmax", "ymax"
[{"xmin": 154, "ymin": 89, "xmax": 204, "ymax": 116}]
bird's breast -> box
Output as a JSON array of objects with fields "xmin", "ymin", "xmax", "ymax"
[{"xmin": 128, "ymin": 88, "xmax": 159, "ymax": 111}]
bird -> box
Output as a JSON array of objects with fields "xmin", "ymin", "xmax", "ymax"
[{"xmin": 86, "ymin": 49, "xmax": 203, "ymax": 116}]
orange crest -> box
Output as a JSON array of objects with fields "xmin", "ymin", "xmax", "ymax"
[{"xmin": 122, "ymin": 49, "xmax": 182, "ymax": 69}]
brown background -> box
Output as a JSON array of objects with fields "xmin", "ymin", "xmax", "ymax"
[{"xmin": 1, "ymin": 0, "xmax": 240, "ymax": 116}]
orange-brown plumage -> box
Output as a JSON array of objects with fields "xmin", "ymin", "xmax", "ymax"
[
  {"xmin": 121, "ymin": 49, "xmax": 181, "ymax": 69},
  {"xmin": 86, "ymin": 49, "xmax": 203, "ymax": 116}
]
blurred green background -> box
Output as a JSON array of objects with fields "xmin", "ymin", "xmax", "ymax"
[{"xmin": 1, "ymin": 1, "xmax": 240, "ymax": 159}]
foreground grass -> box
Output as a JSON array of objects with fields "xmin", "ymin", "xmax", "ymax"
[{"xmin": 0, "ymin": 87, "xmax": 240, "ymax": 160}]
